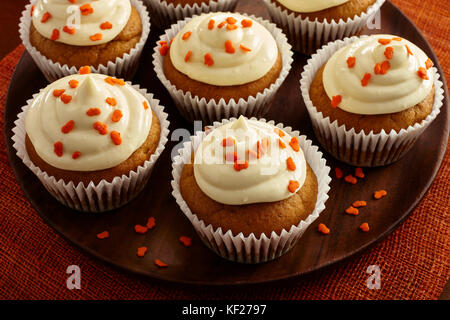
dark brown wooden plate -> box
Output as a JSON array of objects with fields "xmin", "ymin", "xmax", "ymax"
[{"xmin": 4, "ymin": 0, "xmax": 449, "ymax": 285}]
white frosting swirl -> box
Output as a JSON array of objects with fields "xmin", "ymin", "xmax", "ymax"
[
  {"xmin": 277, "ymin": 0, "xmax": 349, "ymax": 13},
  {"xmin": 32, "ymin": 0, "xmax": 131, "ymax": 46},
  {"xmin": 169, "ymin": 12, "xmax": 278, "ymax": 86},
  {"xmin": 194, "ymin": 117, "xmax": 307, "ymax": 205},
  {"xmin": 323, "ymin": 34, "xmax": 434, "ymax": 115},
  {"xmin": 26, "ymin": 73, "xmax": 152, "ymax": 171}
]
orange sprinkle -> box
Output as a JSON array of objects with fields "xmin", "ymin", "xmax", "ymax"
[
  {"xmin": 239, "ymin": 44, "xmax": 251, "ymax": 52},
  {"xmin": 96, "ymin": 231, "xmax": 109, "ymax": 239},
  {"xmin": 227, "ymin": 24, "xmax": 238, "ymax": 31},
  {"xmin": 241, "ymin": 19, "xmax": 253, "ymax": 28},
  {"xmin": 105, "ymin": 77, "xmax": 125, "ymax": 86},
  {"xmin": 345, "ymin": 206, "xmax": 359, "ymax": 216},
  {"xmin": 68, "ymin": 79, "xmax": 78, "ymax": 88},
  {"xmin": 170, "ymin": 38, "xmax": 174, "ymax": 46},
  {"xmin": 105, "ymin": 97, "xmax": 117, "ymax": 106},
  {"xmin": 69, "ymin": 0, "xmax": 76, "ymax": 3},
  {"xmin": 425, "ymin": 58, "xmax": 434, "ymax": 69},
  {"xmin": 61, "ymin": 120, "xmax": 75, "ymax": 134},
  {"xmin": 347, "ymin": 56, "xmax": 356, "ymax": 68},
  {"xmin": 417, "ymin": 67, "xmax": 429, "ymax": 80},
  {"xmin": 86, "ymin": 108, "xmax": 101, "ymax": 116},
  {"xmin": 159, "ymin": 44, "xmax": 169, "ymax": 56},
  {"xmin": 352, "ymin": 200, "xmax": 367, "ymax": 208},
  {"xmin": 344, "ymin": 174, "xmax": 357, "ymax": 184},
  {"xmin": 146, "ymin": 217, "xmax": 156, "ymax": 229},
  {"xmin": 225, "ymin": 151, "xmax": 237, "ymax": 162},
  {"xmin": 179, "ymin": 236, "xmax": 192, "ymax": 247},
  {"xmin": 318, "ymin": 223, "xmax": 330, "ymax": 235},
  {"xmin": 111, "ymin": 110, "xmax": 123, "ymax": 122},
  {"xmin": 41, "ymin": 12, "xmax": 51, "ymax": 23},
  {"xmin": 360, "ymin": 222, "xmax": 370, "ymax": 232},
  {"xmin": 184, "ymin": 50, "xmax": 192, "ymax": 62},
  {"xmin": 72, "ymin": 151, "xmax": 81, "ymax": 159},
  {"xmin": 134, "ymin": 224, "xmax": 148, "ymax": 234},
  {"xmin": 110, "ymin": 131, "xmax": 122, "ymax": 145},
  {"xmin": 100, "ymin": 21, "xmax": 113, "ymax": 30},
  {"xmin": 137, "ymin": 247, "xmax": 147, "ymax": 257},
  {"xmin": 384, "ymin": 46, "xmax": 394, "ymax": 59},
  {"xmin": 288, "ymin": 180, "xmax": 300, "ymax": 193},
  {"xmin": 378, "ymin": 38, "xmax": 391, "ymax": 45},
  {"xmin": 234, "ymin": 161, "xmax": 249, "ymax": 172},
  {"xmin": 79, "ymin": 66, "xmax": 91, "ymax": 74},
  {"xmin": 30, "ymin": 5, "xmax": 34, "ymax": 17},
  {"xmin": 355, "ymin": 167, "xmax": 365, "ymax": 178},
  {"xmin": 54, "ymin": 141, "xmax": 63, "ymax": 157},
  {"xmin": 51, "ymin": 29, "xmax": 60, "ymax": 41},
  {"xmin": 405, "ymin": 44, "xmax": 413, "ymax": 56},
  {"xmin": 93, "ymin": 121, "xmax": 108, "ymax": 135},
  {"xmin": 278, "ymin": 139, "xmax": 286, "ymax": 149},
  {"xmin": 331, "ymin": 95, "xmax": 342, "ymax": 108},
  {"xmin": 143, "ymin": 101, "xmax": 149, "ymax": 110},
  {"xmin": 155, "ymin": 259, "xmax": 168, "ymax": 268},
  {"xmin": 361, "ymin": 73, "xmax": 371, "ymax": 86},
  {"xmin": 374, "ymin": 189, "xmax": 387, "ymax": 200},
  {"xmin": 208, "ymin": 19, "xmax": 215, "ymax": 30},
  {"xmin": 90, "ymin": 33, "xmax": 102, "ymax": 41},
  {"xmin": 60, "ymin": 94, "xmax": 72, "ymax": 104},
  {"xmin": 53, "ymin": 89, "xmax": 65, "ymax": 97},
  {"xmin": 80, "ymin": 4, "xmax": 94, "ymax": 15},
  {"xmin": 335, "ymin": 167, "xmax": 343, "ymax": 179},
  {"xmin": 225, "ymin": 40, "xmax": 235, "ymax": 54},
  {"xmin": 380, "ymin": 60, "xmax": 390, "ymax": 74},
  {"xmin": 222, "ymin": 137, "xmax": 235, "ymax": 147},
  {"xmin": 374, "ymin": 63, "xmax": 381, "ymax": 75},
  {"xmin": 392, "ymin": 37, "xmax": 402, "ymax": 41},
  {"xmin": 204, "ymin": 53, "xmax": 214, "ymax": 66},
  {"xmin": 274, "ymin": 128, "xmax": 285, "ymax": 137},
  {"xmin": 182, "ymin": 31, "xmax": 192, "ymax": 40},
  {"xmin": 226, "ymin": 17, "xmax": 237, "ymax": 24},
  {"xmin": 286, "ymin": 157, "xmax": 296, "ymax": 171},
  {"xmin": 63, "ymin": 25, "xmax": 75, "ymax": 34},
  {"xmin": 258, "ymin": 138, "xmax": 269, "ymax": 157},
  {"xmin": 289, "ymin": 137, "xmax": 300, "ymax": 152},
  {"xmin": 217, "ymin": 21, "xmax": 226, "ymax": 29},
  {"xmin": 159, "ymin": 40, "xmax": 168, "ymax": 46}
]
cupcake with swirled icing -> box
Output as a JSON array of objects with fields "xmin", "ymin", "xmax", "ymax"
[
  {"xmin": 25, "ymin": 67, "xmax": 162, "ymax": 187},
  {"xmin": 301, "ymin": 34, "xmax": 443, "ymax": 167},
  {"xmin": 24, "ymin": 0, "xmax": 149, "ymax": 77},
  {"xmin": 154, "ymin": 12, "xmax": 293, "ymax": 122},
  {"xmin": 179, "ymin": 116, "xmax": 318, "ymax": 237}
]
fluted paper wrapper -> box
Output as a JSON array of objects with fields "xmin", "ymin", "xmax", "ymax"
[
  {"xmin": 300, "ymin": 36, "xmax": 444, "ymax": 167},
  {"xmin": 263, "ymin": 0, "xmax": 385, "ymax": 54},
  {"xmin": 171, "ymin": 117, "xmax": 331, "ymax": 263},
  {"xmin": 153, "ymin": 14, "xmax": 293, "ymax": 124},
  {"xmin": 11, "ymin": 84, "xmax": 170, "ymax": 212},
  {"xmin": 145, "ymin": 0, "xmax": 238, "ymax": 29},
  {"xmin": 19, "ymin": 0, "xmax": 151, "ymax": 82}
]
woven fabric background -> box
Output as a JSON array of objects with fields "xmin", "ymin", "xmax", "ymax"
[{"xmin": 0, "ymin": 0, "xmax": 449, "ymax": 299}]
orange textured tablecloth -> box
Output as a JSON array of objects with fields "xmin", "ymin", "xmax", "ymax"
[{"xmin": 0, "ymin": 0, "xmax": 449, "ymax": 299}]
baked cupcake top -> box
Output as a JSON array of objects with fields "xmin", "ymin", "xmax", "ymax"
[
  {"xmin": 25, "ymin": 68, "xmax": 152, "ymax": 171},
  {"xmin": 323, "ymin": 34, "xmax": 434, "ymax": 115},
  {"xmin": 169, "ymin": 12, "xmax": 278, "ymax": 86},
  {"xmin": 193, "ymin": 117, "xmax": 307, "ymax": 205},
  {"xmin": 277, "ymin": 0, "xmax": 349, "ymax": 12},
  {"xmin": 31, "ymin": 0, "xmax": 131, "ymax": 46}
]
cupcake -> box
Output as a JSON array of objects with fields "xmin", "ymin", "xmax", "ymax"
[
  {"xmin": 263, "ymin": 0, "xmax": 385, "ymax": 54},
  {"xmin": 301, "ymin": 34, "xmax": 444, "ymax": 167},
  {"xmin": 145, "ymin": 0, "xmax": 238, "ymax": 29},
  {"xmin": 20, "ymin": 0, "xmax": 150, "ymax": 82},
  {"xmin": 12, "ymin": 67, "xmax": 169, "ymax": 212},
  {"xmin": 171, "ymin": 116, "xmax": 331, "ymax": 263},
  {"xmin": 153, "ymin": 12, "xmax": 293, "ymax": 123}
]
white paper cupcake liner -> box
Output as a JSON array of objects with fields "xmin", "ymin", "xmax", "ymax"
[
  {"xmin": 300, "ymin": 36, "xmax": 444, "ymax": 167},
  {"xmin": 152, "ymin": 13, "xmax": 294, "ymax": 124},
  {"xmin": 19, "ymin": 0, "xmax": 151, "ymax": 82},
  {"xmin": 145, "ymin": 0, "xmax": 238, "ymax": 29},
  {"xmin": 11, "ymin": 83, "xmax": 170, "ymax": 212},
  {"xmin": 171, "ymin": 117, "xmax": 331, "ymax": 263},
  {"xmin": 262, "ymin": 0, "xmax": 385, "ymax": 54}
]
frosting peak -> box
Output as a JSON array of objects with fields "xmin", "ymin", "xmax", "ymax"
[
  {"xmin": 193, "ymin": 117, "xmax": 307, "ymax": 205},
  {"xmin": 32, "ymin": 0, "xmax": 131, "ymax": 46}
]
